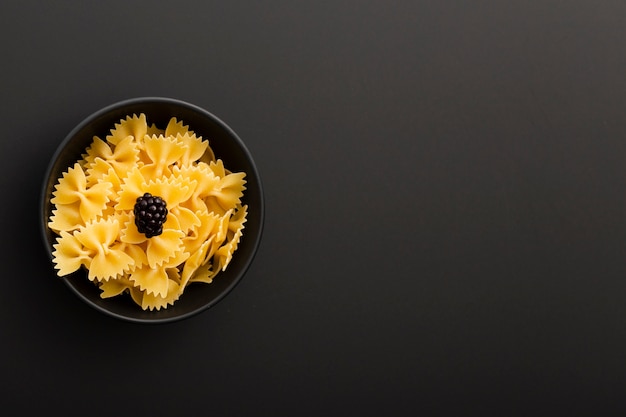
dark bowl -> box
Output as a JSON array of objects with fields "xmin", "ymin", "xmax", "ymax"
[{"xmin": 40, "ymin": 97, "xmax": 264, "ymax": 324}]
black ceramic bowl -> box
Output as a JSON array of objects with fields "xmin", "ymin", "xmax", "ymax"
[{"xmin": 40, "ymin": 97, "xmax": 264, "ymax": 324}]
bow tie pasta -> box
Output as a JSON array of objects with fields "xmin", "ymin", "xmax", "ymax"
[{"xmin": 48, "ymin": 114, "xmax": 248, "ymax": 311}]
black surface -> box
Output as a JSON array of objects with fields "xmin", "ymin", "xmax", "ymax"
[{"xmin": 2, "ymin": 0, "xmax": 626, "ymax": 415}]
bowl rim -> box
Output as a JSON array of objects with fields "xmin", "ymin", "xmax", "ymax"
[{"xmin": 39, "ymin": 96, "xmax": 265, "ymax": 324}]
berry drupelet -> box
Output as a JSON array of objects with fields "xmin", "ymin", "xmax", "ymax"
[{"xmin": 133, "ymin": 193, "xmax": 168, "ymax": 238}]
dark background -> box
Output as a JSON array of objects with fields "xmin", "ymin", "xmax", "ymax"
[{"xmin": 1, "ymin": 0, "xmax": 625, "ymax": 415}]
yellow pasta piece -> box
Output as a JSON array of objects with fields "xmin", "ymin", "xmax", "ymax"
[
  {"xmin": 73, "ymin": 218, "xmax": 135, "ymax": 281},
  {"xmin": 85, "ymin": 158, "xmax": 114, "ymax": 186},
  {"xmin": 98, "ymin": 167, "xmax": 123, "ymax": 210},
  {"xmin": 130, "ymin": 252, "xmax": 187, "ymax": 299},
  {"xmin": 201, "ymin": 209, "xmax": 232, "ymax": 265},
  {"xmin": 83, "ymin": 137, "xmax": 108, "ymax": 167},
  {"xmin": 83, "ymin": 136, "xmax": 140, "ymax": 179},
  {"xmin": 100, "ymin": 166, "xmax": 122, "ymax": 189},
  {"xmin": 164, "ymin": 117, "xmax": 194, "ymax": 137},
  {"xmin": 175, "ymin": 132, "xmax": 208, "ymax": 166},
  {"xmin": 182, "ymin": 210, "xmax": 220, "ymax": 256},
  {"xmin": 120, "ymin": 214, "xmax": 185, "ymax": 269},
  {"xmin": 116, "ymin": 240, "xmax": 148, "ymax": 272},
  {"xmin": 198, "ymin": 145, "xmax": 216, "ymax": 164},
  {"xmin": 128, "ymin": 264, "xmax": 170, "ymax": 297},
  {"xmin": 48, "ymin": 201, "xmax": 84, "ymax": 232},
  {"xmin": 188, "ymin": 260, "xmax": 217, "ymax": 284},
  {"xmin": 51, "ymin": 230, "xmax": 94, "ymax": 276},
  {"xmin": 115, "ymin": 167, "xmax": 147, "ymax": 211},
  {"xmin": 214, "ymin": 226, "xmax": 244, "ymax": 272},
  {"xmin": 146, "ymin": 123, "xmax": 164, "ymax": 137},
  {"xmin": 73, "ymin": 217, "xmax": 119, "ymax": 252},
  {"xmin": 144, "ymin": 175, "xmax": 196, "ymax": 211},
  {"xmin": 51, "ymin": 163, "xmax": 112, "ymax": 223},
  {"xmin": 210, "ymin": 171, "xmax": 247, "ymax": 211},
  {"xmin": 180, "ymin": 238, "xmax": 212, "ymax": 290},
  {"xmin": 99, "ymin": 275, "xmax": 134, "ymax": 298},
  {"xmin": 228, "ymin": 204, "xmax": 248, "ymax": 233},
  {"xmin": 214, "ymin": 209, "xmax": 233, "ymax": 245},
  {"xmin": 144, "ymin": 229, "xmax": 185, "ymax": 269},
  {"xmin": 172, "ymin": 206, "xmax": 201, "ymax": 234},
  {"xmin": 203, "ymin": 206, "xmax": 247, "ymax": 273},
  {"xmin": 141, "ymin": 276, "xmax": 182, "ymax": 311},
  {"xmin": 51, "ymin": 163, "xmax": 91, "ymax": 205},
  {"xmin": 87, "ymin": 244, "xmax": 134, "ymax": 281},
  {"xmin": 200, "ymin": 160, "xmax": 247, "ymax": 212},
  {"xmin": 208, "ymin": 159, "xmax": 227, "ymax": 177},
  {"xmin": 106, "ymin": 113, "xmax": 148, "ymax": 145},
  {"xmin": 203, "ymin": 198, "xmax": 229, "ymax": 217},
  {"xmin": 173, "ymin": 163, "xmax": 219, "ymax": 213},
  {"xmin": 128, "ymin": 285, "xmax": 144, "ymax": 308},
  {"xmin": 140, "ymin": 135, "xmax": 187, "ymax": 179}
]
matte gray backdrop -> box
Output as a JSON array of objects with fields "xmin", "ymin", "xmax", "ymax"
[{"xmin": 1, "ymin": 1, "xmax": 625, "ymax": 416}]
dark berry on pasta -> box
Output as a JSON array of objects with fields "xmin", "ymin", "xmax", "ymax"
[{"xmin": 133, "ymin": 193, "xmax": 168, "ymax": 238}]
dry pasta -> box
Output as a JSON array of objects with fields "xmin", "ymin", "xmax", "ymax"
[{"xmin": 49, "ymin": 114, "xmax": 247, "ymax": 310}]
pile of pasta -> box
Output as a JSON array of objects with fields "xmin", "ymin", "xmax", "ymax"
[{"xmin": 48, "ymin": 113, "xmax": 247, "ymax": 310}]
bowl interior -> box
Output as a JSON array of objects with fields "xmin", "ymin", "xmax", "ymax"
[{"xmin": 41, "ymin": 97, "xmax": 264, "ymax": 323}]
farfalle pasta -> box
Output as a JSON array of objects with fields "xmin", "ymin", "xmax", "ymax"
[{"xmin": 48, "ymin": 114, "xmax": 247, "ymax": 310}]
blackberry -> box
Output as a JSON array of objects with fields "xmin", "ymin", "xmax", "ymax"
[{"xmin": 133, "ymin": 193, "xmax": 168, "ymax": 238}]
